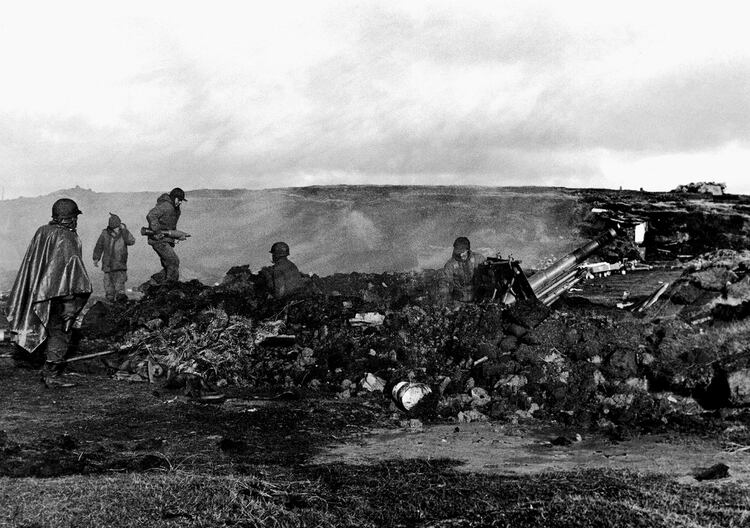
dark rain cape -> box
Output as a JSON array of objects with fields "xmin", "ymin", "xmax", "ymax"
[{"xmin": 6, "ymin": 223, "xmax": 92, "ymax": 353}]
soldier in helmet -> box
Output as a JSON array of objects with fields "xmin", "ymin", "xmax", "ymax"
[
  {"xmin": 438, "ymin": 236, "xmax": 486, "ymax": 305},
  {"xmin": 258, "ymin": 242, "xmax": 305, "ymax": 300},
  {"xmin": 144, "ymin": 187, "xmax": 187, "ymax": 286},
  {"xmin": 6, "ymin": 198, "xmax": 93, "ymax": 388}
]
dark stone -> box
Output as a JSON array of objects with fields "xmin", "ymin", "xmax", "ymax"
[{"xmin": 694, "ymin": 463, "xmax": 729, "ymax": 481}]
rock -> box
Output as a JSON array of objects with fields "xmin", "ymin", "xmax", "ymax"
[
  {"xmin": 360, "ymin": 373, "xmax": 386, "ymax": 392},
  {"xmin": 670, "ymin": 282, "xmax": 704, "ymax": 305},
  {"xmin": 495, "ymin": 374, "xmax": 528, "ymax": 391},
  {"xmin": 694, "ymin": 463, "xmax": 729, "ymax": 481},
  {"xmin": 457, "ymin": 409, "xmax": 488, "ymax": 423},
  {"xmin": 498, "ymin": 335, "xmax": 519, "ymax": 352},
  {"xmin": 728, "ymin": 368, "xmax": 750, "ymax": 405},
  {"xmin": 726, "ymin": 276, "xmax": 750, "ymax": 302},
  {"xmin": 605, "ymin": 349, "xmax": 638, "ymax": 378},
  {"xmin": 690, "ymin": 268, "xmax": 738, "ymax": 291},
  {"xmin": 505, "ymin": 324, "xmax": 528, "ymax": 338},
  {"xmin": 470, "ymin": 387, "xmax": 491, "ymax": 407},
  {"xmin": 693, "ymin": 364, "xmax": 731, "ymax": 409}
]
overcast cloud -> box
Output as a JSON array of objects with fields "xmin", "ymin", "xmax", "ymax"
[{"xmin": 0, "ymin": 0, "xmax": 748, "ymax": 198}]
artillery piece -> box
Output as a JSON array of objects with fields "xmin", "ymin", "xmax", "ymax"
[{"xmin": 475, "ymin": 227, "xmax": 620, "ymax": 306}]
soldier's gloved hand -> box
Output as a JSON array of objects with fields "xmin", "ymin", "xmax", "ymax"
[
  {"xmin": 154, "ymin": 232, "xmax": 165, "ymax": 240},
  {"xmin": 93, "ymin": 260, "xmax": 99, "ymax": 267}
]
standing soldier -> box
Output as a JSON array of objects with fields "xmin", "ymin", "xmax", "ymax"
[
  {"xmin": 438, "ymin": 236, "xmax": 486, "ymax": 305},
  {"xmin": 259, "ymin": 242, "xmax": 305, "ymax": 300},
  {"xmin": 6, "ymin": 198, "xmax": 92, "ymax": 388},
  {"xmin": 145, "ymin": 187, "xmax": 187, "ymax": 286},
  {"xmin": 92, "ymin": 213, "xmax": 135, "ymax": 302}
]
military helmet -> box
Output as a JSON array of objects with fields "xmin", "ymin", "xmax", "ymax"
[
  {"xmin": 169, "ymin": 187, "xmax": 187, "ymax": 201},
  {"xmin": 452, "ymin": 236, "xmax": 471, "ymax": 250},
  {"xmin": 52, "ymin": 198, "xmax": 83, "ymax": 219},
  {"xmin": 270, "ymin": 241, "xmax": 290, "ymax": 257}
]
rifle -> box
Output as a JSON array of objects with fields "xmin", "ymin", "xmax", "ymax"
[{"xmin": 140, "ymin": 227, "xmax": 191, "ymax": 241}]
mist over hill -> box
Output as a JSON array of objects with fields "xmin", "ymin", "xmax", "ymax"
[{"xmin": 0, "ymin": 185, "xmax": 588, "ymax": 294}]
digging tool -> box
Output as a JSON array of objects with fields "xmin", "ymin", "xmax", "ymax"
[
  {"xmin": 62, "ymin": 349, "xmax": 119, "ymax": 364},
  {"xmin": 0, "ymin": 349, "xmax": 119, "ymax": 362}
]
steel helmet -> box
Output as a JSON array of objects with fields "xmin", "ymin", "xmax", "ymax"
[
  {"xmin": 270, "ymin": 241, "xmax": 290, "ymax": 257},
  {"xmin": 169, "ymin": 187, "xmax": 187, "ymax": 201},
  {"xmin": 453, "ymin": 237, "xmax": 471, "ymax": 250},
  {"xmin": 51, "ymin": 198, "xmax": 83, "ymax": 219}
]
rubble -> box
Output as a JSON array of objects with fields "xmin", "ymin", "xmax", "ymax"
[
  {"xmin": 671, "ymin": 182, "xmax": 726, "ymax": 196},
  {"xmin": 73, "ymin": 247, "xmax": 750, "ymax": 430}
]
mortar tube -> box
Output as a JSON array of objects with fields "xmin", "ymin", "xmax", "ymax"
[
  {"xmin": 539, "ymin": 277, "xmax": 583, "ymax": 306},
  {"xmin": 532, "ymin": 269, "xmax": 580, "ymax": 300},
  {"xmin": 527, "ymin": 227, "xmax": 618, "ymax": 294}
]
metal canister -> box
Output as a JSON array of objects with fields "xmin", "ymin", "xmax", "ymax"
[{"xmin": 391, "ymin": 381, "xmax": 432, "ymax": 411}]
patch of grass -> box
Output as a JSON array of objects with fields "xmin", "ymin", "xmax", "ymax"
[
  {"xmin": 0, "ymin": 471, "xmax": 332, "ymax": 528},
  {"xmin": 2, "ymin": 462, "xmax": 749, "ymax": 527}
]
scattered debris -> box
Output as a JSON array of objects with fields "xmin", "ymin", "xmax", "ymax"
[{"xmin": 391, "ymin": 382, "xmax": 432, "ymax": 412}]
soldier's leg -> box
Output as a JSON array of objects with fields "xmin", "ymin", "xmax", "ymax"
[
  {"xmin": 103, "ymin": 272, "xmax": 116, "ymax": 301},
  {"xmin": 112, "ymin": 270, "xmax": 126, "ymax": 295},
  {"xmin": 42, "ymin": 299, "xmax": 75, "ymax": 388},
  {"xmin": 150, "ymin": 242, "xmax": 170, "ymax": 283},
  {"xmin": 113, "ymin": 270, "xmax": 128, "ymax": 300},
  {"xmin": 159, "ymin": 244, "xmax": 180, "ymax": 282}
]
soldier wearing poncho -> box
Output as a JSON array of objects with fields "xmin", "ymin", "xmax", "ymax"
[{"xmin": 6, "ymin": 198, "xmax": 92, "ymax": 388}]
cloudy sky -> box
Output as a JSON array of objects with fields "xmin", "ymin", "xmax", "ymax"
[{"xmin": 1, "ymin": 0, "xmax": 748, "ymax": 199}]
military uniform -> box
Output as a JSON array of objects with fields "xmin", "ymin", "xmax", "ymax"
[
  {"xmin": 146, "ymin": 192, "xmax": 183, "ymax": 283},
  {"xmin": 93, "ymin": 214, "xmax": 135, "ymax": 301}
]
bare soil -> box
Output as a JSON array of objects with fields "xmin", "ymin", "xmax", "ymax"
[{"xmin": 3, "ymin": 361, "xmax": 750, "ymax": 526}]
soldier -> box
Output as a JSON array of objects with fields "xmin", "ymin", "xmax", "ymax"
[
  {"xmin": 259, "ymin": 242, "xmax": 305, "ymax": 300},
  {"xmin": 93, "ymin": 213, "xmax": 135, "ymax": 302},
  {"xmin": 438, "ymin": 236, "xmax": 486, "ymax": 305},
  {"xmin": 6, "ymin": 198, "xmax": 92, "ymax": 388},
  {"xmin": 145, "ymin": 187, "xmax": 187, "ymax": 286}
]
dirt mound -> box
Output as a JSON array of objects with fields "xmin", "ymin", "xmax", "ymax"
[{"xmin": 75, "ymin": 258, "xmax": 750, "ymax": 431}]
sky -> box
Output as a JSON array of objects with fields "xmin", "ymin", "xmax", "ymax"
[{"xmin": 0, "ymin": 0, "xmax": 748, "ymax": 199}]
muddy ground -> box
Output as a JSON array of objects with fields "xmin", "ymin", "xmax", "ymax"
[{"xmin": 2, "ymin": 362, "xmax": 750, "ymax": 527}]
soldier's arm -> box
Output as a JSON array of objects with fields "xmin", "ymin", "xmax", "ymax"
[
  {"xmin": 438, "ymin": 261, "xmax": 454, "ymax": 301},
  {"xmin": 146, "ymin": 205, "xmax": 163, "ymax": 234},
  {"xmin": 123, "ymin": 227, "xmax": 136, "ymax": 246}
]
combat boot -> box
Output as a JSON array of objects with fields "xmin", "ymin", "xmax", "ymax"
[{"xmin": 41, "ymin": 362, "xmax": 77, "ymax": 389}]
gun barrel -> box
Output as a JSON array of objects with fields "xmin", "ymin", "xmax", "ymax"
[{"xmin": 527, "ymin": 227, "xmax": 618, "ymax": 294}]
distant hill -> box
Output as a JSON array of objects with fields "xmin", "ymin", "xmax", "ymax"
[{"xmin": 0, "ymin": 185, "xmax": 589, "ymax": 294}]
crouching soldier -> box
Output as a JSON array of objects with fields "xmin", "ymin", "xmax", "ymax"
[
  {"xmin": 258, "ymin": 242, "xmax": 305, "ymax": 300},
  {"xmin": 93, "ymin": 213, "xmax": 135, "ymax": 302},
  {"xmin": 6, "ymin": 198, "xmax": 92, "ymax": 388},
  {"xmin": 438, "ymin": 236, "xmax": 486, "ymax": 305}
]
